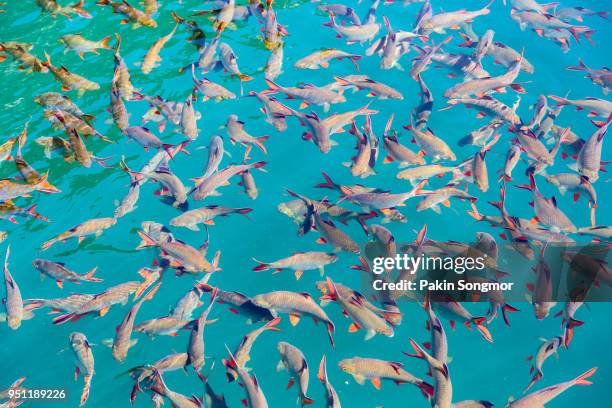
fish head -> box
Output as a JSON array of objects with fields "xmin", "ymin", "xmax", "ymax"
[
  {"xmin": 337, "ymin": 360, "xmax": 354, "ymax": 373},
  {"xmin": 277, "ymin": 341, "xmax": 288, "ymax": 354},
  {"xmin": 534, "ymin": 303, "xmax": 551, "ymax": 320},
  {"xmin": 31, "ymin": 258, "xmax": 44, "ymax": 269},
  {"xmin": 7, "ymin": 316, "xmax": 21, "ymax": 329}
]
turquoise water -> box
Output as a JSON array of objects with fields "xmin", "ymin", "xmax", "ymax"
[{"xmin": 1, "ymin": 0, "xmax": 611, "ymax": 407}]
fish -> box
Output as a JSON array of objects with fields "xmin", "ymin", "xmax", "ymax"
[
  {"xmin": 342, "ymin": 181, "xmax": 424, "ymax": 210},
  {"xmin": 191, "ymin": 160, "xmax": 266, "ymax": 201},
  {"xmin": 0, "ymin": 173, "xmax": 50, "ymax": 202},
  {"xmin": 404, "ymin": 337, "xmax": 451, "ymax": 408},
  {"xmin": 35, "ymin": 92, "xmax": 93, "ymax": 122},
  {"xmin": 318, "ymin": 355, "xmax": 341, "ymax": 408},
  {"xmin": 0, "ymin": 203, "xmax": 47, "ymax": 224},
  {"xmin": 137, "ymin": 229, "xmax": 221, "ymax": 275},
  {"xmin": 53, "ymin": 280, "xmax": 150, "ymax": 324},
  {"xmin": 112, "ymin": 283, "xmax": 160, "ymax": 362},
  {"xmin": 525, "ymin": 336, "xmax": 563, "ymax": 392},
  {"xmin": 59, "ymin": 34, "xmax": 112, "ymax": 59},
  {"xmin": 510, "ymin": 9, "xmax": 593, "ymax": 43},
  {"xmin": 263, "ymin": 78, "xmax": 345, "ymax": 113},
  {"xmin": 517, "ymin": 172, "xmax": 577, "ymax": 233},
  {"xmin": 171, "ymin": 205, "xmax": 252, "ymax": 231},
  {"xmin": 192, "ymin": 65, "xmax": 237, "ymax": 102},
  {"xmin": 193, "ymin": 0, "xmax": 236, "ymax": 32},
  {"xmin": 294, "ymin": 49, "xmax": 361, "ymax": 70},
  {"xmin": 567, "ymin": 59, "xmax": 611, "ymax": 95},
  {"xmin": 529, "ymin": 245, "xmax": 557, "ymax": 320},
  {"xmin": 433, "ymin": 300, "xmax": 493, "ymax": 343},
  {"xmin": 332, "ymin": 75, "xmax": 403, "ymax": 100},
  {"xmin": 36, "ymin": 0, "xmax": 91, "ymax": 18},
  {"xmin": 338, "ymin": 357, "xmax": 433, "ymax": 397},
  {"xmin": 413, "ymin": 75, "xmax": 434, "ymax": 129},
  {"xmin": 112, "ymin": 34, "xmax": 136, "ymax": 99},
  {"xmin": 142, "ymin": 23, "xmax": 178, "ymax": 74},
  {"xmin": 23, "ymin": 294, "xmax": 95, "ymax": 314},
  {"xmin": 253, "ymin": 252, "xmax": 337, "ymax": 281},
  {"xmin": 226, "ymin": 114, "xmax": 269, "ymax": 154},
  {"xmin": 409, "ymin": 36, "xmax": 453, "ymax": 80},
  {"xmin": 41, "ymin": 217, "xmax": 117, "ymax": 250},
  {"xmin": 416, "ymin": 185, "xmax": 477, "ymax": 214},
  {"xmin": 187, "ymin": 289, "xmax": 217, "ymax": 377},
  {"xmin": 224, "ymin": 347, "xmax": 268, "ymax": 408},
  {"xmin": 198, "ymin": 283, "xmax": 275, "ymax": 324},
  {"xmin": 499, "ymin": 144, "xmax": 522, "ymax": 182},
  {"xmin": 444, "ymin": 54, "xmax": 525, "ymax": 98},
  {"xmin": 149, "ymin": 369, "xmax": 203, "ymax": 408},
  {"xmin": 264, "ymin": 41, "xmax": 284, "ymax": 80},
  {"xmin": 574, "ymin": 116, "xmax": 610, "ymax": 182},
  {"xmin": 32, "ymin": 259, "xmax": 101, "ymax": 288},
  {"xmin": 0, "ymin": 41, "xmax": 48, "ymax": 73},
  {"xmin": 555, "ymin": 6, "xmax": 610, "ymax": 22},
  {"xmin": 548, "ymin": 94, "xmax": 612, "ymax": 118},
  {"xmin": 2, "ymin": 246, "xmax": 22, "ymax": 330},
  {"xmin": 224, "ymin": 317, "xmax": 281, "ymax": 381},
  {"xmin": 219, "ymin": 42, "xmax": 252, "ymax": 82},
  {"xmin": 446, "ymin": 95, "xmax": 523, "ymax": 126},
  {"xmin": 68, "ymin": 332, "xmax": 94, "ymax": 406},
  {"xmin": 323, "ymin": 12, "xmax": 380, "ymax": 43},
  {"xmin": 322, "ymin": 278, "xmax": 394, "ymax": 340},
  {"xmin": 95, "ymin": 0, "xmax": 157, "ymax": 28},
  {"xmin": 251, "ymin": 290, "xmax": 335, "ymax": 347},
  {"xmin": 419, "ymin": 1, "xmax": 492, "ymax": 34},
  {"xmin": 123, "ymin": 126, "xmax": 172, "ymax": 153},
  {"xmin": 202, "ymin": 135, "xmax": 225, "ymax": 178},
  {"xmin": 506, "ymin": 367, "xmax": 597, "ymax": 407},
  {"xmin": 42, "ymin": 52, "xmax": 100, "ymax": 95},
  {"xmin": 276, "ymin": 341, "xmax": 314, "ymax": 406},
  {"xmin": 405, "ymin": 123, "xmax": 457, "ymax": 161}
]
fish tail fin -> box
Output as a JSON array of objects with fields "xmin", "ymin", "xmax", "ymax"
[
  {"xmin": 302, "ymin": 396, "xmax": 314, "ymax": 406},
  {"xmin": 567, "ymin": 58, "xmax": 588, "ymax": 71},
  {"xmin": 548, "ymin": 94, "xmax": 569, "ymax": 106},
  {"xmin": 326, "ymin": 321, "xmax": 335, "ymax": 348},
  {"xmin": 79, "ymin": 375, "xmax": 92, "ymax": 406},
  {"xmin": 323, "ymin": 277, "xmax": 339, "ymax": 301},
  {"xmin": 71, "ymin": 0, "xmax": 91, "ymax": 18},
  {"xmin": 481, "ymin": 0, "xmax": 494, "ymax": 13},
  {"xmin": 573, "ymin": 367, "xmax": 597, "ymax": 385},
  {"xmin": 237, "ymin": 208, "xmax": 253, "ymax": 215},
  {"xmin": 239, "ymin": 74, "xmax": 253, "ymax": 82},
  {"xmin": 563, "ymin": 318, "xmax": 584, "ymax": 348},
  {"xmin": 84, "ymin": 267, "xmax": 102, "ymax": 282},
  {"xmin": 100, "ymin": 35, "xmax": 112, "ymax": 49},
  {"xmin": 136, "ymin": 230, "xmax": 157, "ymax": 249},
  {"xmin": 52, "ymin": 312, "xmax": 76, "ymax": 325},
  {"xmin": 501, "ymin": 303, "xmax": 520, "ymax": 326},
  {"xmin": 314, "ymin": 171, "xmax": 339, "ymax": 190},
  {"xmin": 264, "ymin": 316, "xmax": 282, "ymax": 331},
  {"xmin": 541, "ymin": 2, "xmax": 559, "ymax": 11},
  {"xmin": 256, "ymin": 136, "xmax": 269, "ymax": 154},
  {"xmin": 417, "ymin": 381, "xmax": 434, "ymax": 399},
  {"xmin": 27, "ymin": 204, "xmax": 49, "ymax": 221},
  {"xmin": 472, "ymin": 316, "xmax": 493, "ymax": 343},
  {"xmin": 317, "ymin": 355, "xmax": 327, "ymax": 383},
  {"xmin": 251, "ymin": 258, "xmax": 270, "ymax": 272},
  {"xmin": 524, "ymin": 371, "xmax": 543, "ymax": 392},
  {"xmin": 322, "ymin": 12, "xmax": 335, "ymax": 28},
  {"xmin": 263, "ymin": 78, "xmax": 281, "ymax": 94},
  {"xmin": 212, "ymin": 250, "xmax": 221, "ymax": 271},
  {"xmin": 467, "ymin": 204, "xmax": 483, "ymax": 220}
]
